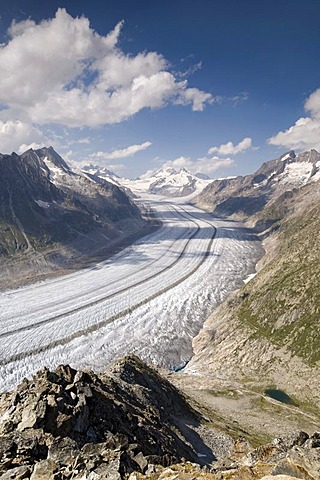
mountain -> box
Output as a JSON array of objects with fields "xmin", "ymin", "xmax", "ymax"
[
  {"xmin": 80, "ymin": 164, "xmax": 138, "ymax": 199},
  {"xmin": 0, "ymin": 147, "xmax": 149, "ymax": 288},
  {"xmin": 125, "ymin": 166, "xmax": 211, "ymax": 197},
  {"xmin": 183, "ymin": 151, "xmax": 320, "ymax": 419},
  {"xmin": 0, "ymin": 355, "xmax": 319, "ymax": 479},
  {"xmin": 81, "ymin": 164, "xmax": 121, "ymax": 185},
  {"xmin": 193, "ymin": 149, "xmax": 320, "ymax": 220},
  {"xmin": 147, "ymin": 167, "xmax": 210, "ymax": 197},
  {"xmin": 0, "ymin": 355, "xmax": 218, "ymax": 478},
  {"xmin": 80, "ymin": 165, "xmax": 211, "ymax": 198}
]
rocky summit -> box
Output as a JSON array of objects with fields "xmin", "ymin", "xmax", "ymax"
[
  {"xmin": 0, "ymin": 355, "xmax": 207, "ymax": 479},
  {"xmin": 0, "ymin": 355, "xmax": 319, "ymax": 479}
]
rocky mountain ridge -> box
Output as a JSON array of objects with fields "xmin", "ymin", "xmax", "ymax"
[
  {"xmin": 0, "ymin": 355, "xmax": 223, "ymax": 479},
  {"xmin": 85, "ymin": 165, "xmax": 212, "ymax": 198},
  {"xmin": 193, "ymin": 149, "xmax": 320, "ymax": 221},
  {"xmin": 0, "ymin": 147, "xmax": 151, "ymax": 289},
  {"xmin": 0, "ymin": 356, "xmax": 319, "ymax": 480}
]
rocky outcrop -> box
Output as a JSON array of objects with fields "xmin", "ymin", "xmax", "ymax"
[
  {"xmin": 129, "ymin": 431, "xmax": 320, "ymax": 479},
  {"xmin": 0, "ymin": 356, "xmax": 319, "ymax": 479},
  {"xmin": 0, "ymin": 355, "xmax": 209, "ymax": 479}
]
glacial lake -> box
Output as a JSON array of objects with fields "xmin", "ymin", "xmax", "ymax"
[{"xmin": 264, "ymin": 389, "xmax": 297, "ymax": 406}]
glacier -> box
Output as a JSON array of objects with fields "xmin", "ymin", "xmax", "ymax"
[{"xmin": 0, "ymin": 198, "xmax": 262, "ymax": 392}]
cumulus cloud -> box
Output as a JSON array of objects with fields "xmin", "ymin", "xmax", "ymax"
[
  {"xmin": 208, "ymin": 137, "xmax": 252, "ymax": 156},
  {"xmin": 0, "ymin": 120, "xmax": 47, "ymax": 153},
  {"xmin": 0, "ymin": 8, "xmax": 213, "ymax": 131},
  {"xmin": 163, "ymin": 154, "xmax": 235, "ymax": 176},
  {"xmin": 268, "ymin": 88, "xmax": 320, "ymax": 151},
  {"xmin": 90, "ymin": 141, "xmax": 152, "ymax": 160}
]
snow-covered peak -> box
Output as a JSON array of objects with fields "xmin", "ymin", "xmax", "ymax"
[
  {"xmin": 275, "ymin": 149, "xmax": 320, "ymax": 188},
  {"xmin": 155, "ymin": 166, "xmax": 178, "ymax": 177},
  {"xmin": 82, "ymin": 164, "xmax": 119, "ymax": 178},
  {"xmin": 280, "ymin": 151, "xmax": 295, "ymax": 162},
  {"xmin": 121, "ymin": 166, "xmax": 212, "ymax": 198},
  {"xmin": 81, "ymin": 164, "xmax": 120, "ymax": 186}
]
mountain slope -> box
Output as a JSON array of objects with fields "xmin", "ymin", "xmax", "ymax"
[
  {"xmin": 0, "ymin": 147, "xmax": 149, "ymax": 288},
  {"xmin": 193, "ymin": 150, "xmax": 320, "ymax": 219},
  {"xmin": 187, "ymin": 178, "xmax": 320, "ymax": 409},
  {"xmin": 81, "ymin": 164, "xmax": 122, "ymax": 186},
  {"xmin": 1, "ymin": 355, "xmax": 319, "ymax": 480}
]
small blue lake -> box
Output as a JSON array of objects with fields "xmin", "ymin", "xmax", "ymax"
[{"xmin": 264, "ymin": 388, "xmax": 297, "ymax": 406}]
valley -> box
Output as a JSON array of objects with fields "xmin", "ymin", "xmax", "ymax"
[
  {"xmin": 1, "ymin": 6, "xmax": 320, "ymax": 477},
  {"xmin": 0, "ymin": 198, "xmax": 261, "ymax": 393},
  {"xmin": 1, "ymin": 145, "xmax": 319, "ymax": 462}
]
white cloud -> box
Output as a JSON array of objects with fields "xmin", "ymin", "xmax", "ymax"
[
  {"xmin": 90, "ymin": 141, "xmax": 152, "ymax": 160},
  {"xmin": 177, "ymin": 61, "xmax": 202, "ymax": 78},
  {"xmin": 8, "ymin": 19, "xmax": 36, "ymax": 37},
  {"xmin": 0, "ymin": 120, "xmax": 47, "ymax": 153},
  {"xmin": 230, "ymin": 92, "xmax": 249, "ymax": 107},
  {"xmin": 18, "ymin": 142, "xmax": 44, "ymax": 153},
  {"xmin": 175, "ymin": 87, "xmax": 213, "ymax": 111},
  {"xmin": 163, "ymin": 155, "xmax": 235, "ymax": 176},
  {"xmin": 305, "ymin": 88, "xmax": 320, "ymax": 119},
  {"xmin": 208, "ymin": 137, "xmax": 252, "ymax": 156},
  {"xmin": 76, "ymin": 137, "xmax": 91, "ymax": 145},
  {"xmin": 268, "ymin": 88, "xmax": 320, "ymax": 151},
  {"xmin": 0, "ymin": 8, "xmax": 213, "ymax": 130},
  {"xmin": 62, "ymin": 150, "xmax": 74, "ymax": 163},
  {"xmin": 107, "ymin": 164, "xmax": 126, "ymax": 175}
]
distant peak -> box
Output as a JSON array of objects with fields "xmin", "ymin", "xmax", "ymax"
[
  {"xmin": 280, "ymin": 150, "xmax": 295, "ymax": 162},
  {"xmin": 35, "ymin": 146, "xmax": 70, "ymax": 171}
]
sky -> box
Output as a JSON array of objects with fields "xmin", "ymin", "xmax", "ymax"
[{"xmin": 0, "ymin": 0, "xmax": 320, "ymax": 178}]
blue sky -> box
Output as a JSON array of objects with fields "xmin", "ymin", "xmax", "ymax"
[{"xmin": 0, "ymin": 0, "xmax": 320, "ymax": 178}]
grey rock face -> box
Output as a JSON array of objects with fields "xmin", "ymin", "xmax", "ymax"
[
  {"xmin": 0, "ymin": 147, "xmax": 146, "ymax": 256},
  {"xmin": 193, "ymin": 149, "xmax": 320, "ymax": 222},
  {"xmin": 0, "ymin": 356, "xmax": 203, "ymax": 479}
]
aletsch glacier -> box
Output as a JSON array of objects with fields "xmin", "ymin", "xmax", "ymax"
[{"xmin": 0, "ymin": 197, "xmax": 262, "ymax": 392}]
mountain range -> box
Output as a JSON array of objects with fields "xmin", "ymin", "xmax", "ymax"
[
  {"xmin": 61, "ymin": 147, "xmax": 320, "ymax": 439},
  {"xmin": 82, "ymin": 164, "xmax": 211, "ymax": 198},
  {"xmin": 140, "ymin": 166, "xmax": 210, "ymax": 197},
  {"xmin": 193, "ymin": 149, "xmax": 320, "ymax": 222},
  {"xmin": 0, "ymin": 147, "xmax": 149, "ymax": 289},
  {"xmin": 0, "ymin": 146, "xmax": 320, "ymax": 477}
]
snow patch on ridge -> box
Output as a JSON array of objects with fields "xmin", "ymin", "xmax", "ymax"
[
  {"xmin": 35, "ymin": 199, "xmax": 50, "ymax": 209},
  {"xmin": 42, "ymin": 156, "xmax": 66, "ymax": 184},
  {"xmin": 278, "ymin": 162, "xmax": 314, "ymax": 186}
]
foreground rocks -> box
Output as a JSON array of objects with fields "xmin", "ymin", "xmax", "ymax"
[
  {"xmin": 0, "ymin": 355, "xmax": 210, "ymax": 479},
  {"xmin": 0, "ymin": 356, "xmax": 319, "ymax": 479},
  {"xmin": 130, "ymin": 431, "xmax": 320, "ymax": 479}
]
